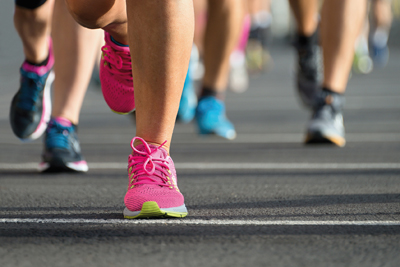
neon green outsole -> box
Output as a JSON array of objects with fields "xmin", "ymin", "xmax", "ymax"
[{"xmin": 124, "ymin": 201, "xmax": 188, "ymax": 219}]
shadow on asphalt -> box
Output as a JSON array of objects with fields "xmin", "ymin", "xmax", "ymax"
[
  {"xmin": 188, "ymin": 193, "xmax": 400, "ymax": 209},
  {"xmin": 1, "ymin": 224, "xmax": 400, "ymax": 239},
  {"xmin": 1, "ymin": 193, "xmax": 399, "ymax": 219}
]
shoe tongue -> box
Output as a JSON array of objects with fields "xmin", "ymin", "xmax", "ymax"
[
  {"xmin": 133, "ymin": 144, "xmax": 168, "ymax": 159},
  {"xmin": 131, "ymin": 144, "xmax": 169, "ymax": 186}
]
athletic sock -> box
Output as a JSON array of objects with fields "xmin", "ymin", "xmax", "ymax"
[
  {"xmin": 25, "ymin": 54, "xmax": 49, "ymax": 67},
  {"xmin": 297, "ymin": 30, "xmax": 318, "ymax": 47},
  {"xmin": 110, "ymin": 36, "xmax": 129, "ymax": 47},
  {"xmin": 54, "ymin": 117, "xmax": 73, "ymax": 127},
  {"xmin": 199, "ymin": 86, "xmax": 225, "ymax": 101},
  {"xmin": 322, "ymin": 87, "xmax": 343, "ymax": 96}
]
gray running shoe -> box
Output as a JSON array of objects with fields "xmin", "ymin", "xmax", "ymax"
[
  {"xmin": 294, "ymin": 33, "xmax": 323, "ymax": 108},
  {"xmin": 305, "ymin": 91, "xmax": 346, "ymax": 147}
]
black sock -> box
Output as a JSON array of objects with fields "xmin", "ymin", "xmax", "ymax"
[
  {"xmin": 322, "ymin": 87, "xmax": 343, "ymax": 96},
  {"xmin": 26, "ymin": 54, "xmax": 49, "ymax": 67},
  {"xmin": 199, "ymin": 86, "xmax": 225, "ymax": 101},
  {"xmin": 297, "ymin": 29, "xmax": 318, "ymax": 47}
]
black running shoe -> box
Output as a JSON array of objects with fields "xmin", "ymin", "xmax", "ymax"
[{"xmin": 39, "ymin": 118, "xmax": 88, "ymax": 172}]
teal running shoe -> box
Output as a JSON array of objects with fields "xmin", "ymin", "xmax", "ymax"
[
  {"xmin": 39, "ymin": 118, "xmax": 88, "ymax": 172},
  {"xmin": 195, "ymin": 96, "xmax": 236, "ymax": 140},
  {"xmin": 10, "ymin": 40, "xmax": 54, "ymax": 141}
]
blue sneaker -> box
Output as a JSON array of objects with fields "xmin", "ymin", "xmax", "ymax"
[
  {"xmin": 177, "ymin": 54, "xmax": 197, "ymax": 123},
  {"xmin": 371, "ymin": 44, "xmax": 389, "ymax": 68},
  {"xmin": 371, "ymin": 29, "xmax": 390, "ymax": 68},
  {"xmin": 9, "ymin": 42, "xmax": 54, "ymax": 141},
  {"xmin": 39, "ymin": 118, "xmax": 88, "ymax": 172},
  {"xmin": 195, "ymin": 96, "xmax": 236, "ymax": 140}
]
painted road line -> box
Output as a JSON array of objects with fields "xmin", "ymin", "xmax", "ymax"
[
  {"xmin": 1, "ymin": 162, "xmax": 400, "ymax": 170},
  {"xmin": 2, "ymin": 133, "xmax": 400, "ymax": 145},
  {"xmin": 1, "ymin": 218, "xmax": 400, "ymax": 226}
]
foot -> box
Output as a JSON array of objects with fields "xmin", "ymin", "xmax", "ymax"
[
  {"xmin": 294, "ymin": 31, "xmax": 323, "ymax": 108},
  {"xmin": 195, "ymin": 96, "xmax": 236, "ymax": 140},
  {"xmin": 246, "ymin": 21, "xmax": 272, "ymax": 73},
  {"xmin": 100, "ymin": 32, "xmax": 135, "ymax": 115},
  {"xmin": 305, "ymin": 90, "xmax": 346, "ymax": 147},
  {"xmin": 9, "ymin": 39, "xmax": 54, "ymax": 141},
  {"xmin": 39, "ymin": 117, "xmax": 88, "ymax": 172},
  {"xmin": 353, "ymin": 38, "xmax": 373, "ymax": 74},
  {"xmin": 229, "ymin": 50, "xmax": 249, "ymax": 93},
  {"xmin": 371, "ymin": 28, "xmax": 390, "ymax": 68},
  {"xmin": 123, "ymin": 137, "xmax": 188, "ymax": 219},
  {"xmin": 371, "ymin": 44, "xmax": 389, "ymax": 69}
]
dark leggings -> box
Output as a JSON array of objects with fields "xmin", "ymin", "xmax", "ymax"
[{"xmin": 15, "ymin": 0, "xmax": 47, "ymax": 9}]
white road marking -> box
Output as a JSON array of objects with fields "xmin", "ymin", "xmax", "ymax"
[
  {"xmin": 2, "ymin": 133, "xmax": 400, "ymax": 145},
  {"xmin": 0, "ymin": 162, "xmax": 399, "ymax": 170},
  {"xmin": 0, "ymin": 218, "xmax": 399, "ymax": 226}
]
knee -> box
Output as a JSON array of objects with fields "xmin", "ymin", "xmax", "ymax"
[
  {"xmin": 14, "ymin": 0, "xmax": 51, "ymax": 25},
  {"xmin": 208, "ymin": 0, "xmax": 244, "ymax": 13},
  {"xmin": 65, "ymin": 0, "xmax": 114, "ymax": 29}
]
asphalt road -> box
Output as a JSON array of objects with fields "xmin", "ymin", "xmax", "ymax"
[{"xmin": 1, "ymin": 2, "xmax": 400, "ymax": 267}]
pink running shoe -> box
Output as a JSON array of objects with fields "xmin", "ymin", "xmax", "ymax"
[
  {"xmin": 100, "ymin": 32, "xmax": 135, "ymax": 114},
  {"xmin": 124, "ymin": 137, "xmax": 188, "ymax": 219}
]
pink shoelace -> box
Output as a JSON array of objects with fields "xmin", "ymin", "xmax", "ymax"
[
  {"xmin": 128, "ymin": 137, "xmax": 171, "ymax": 188},
  {"xmin": 101, "ymin": 45, "xmax": 133, "ymax": 82}
]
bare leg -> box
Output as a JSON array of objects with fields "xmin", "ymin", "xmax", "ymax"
[
  {"xmin": 51, "ymin": 0, "xmax": 103, "ymax": 125},
  {"xmin": 14, "ymin": 0, "xmax": 54, "ymax": 63},
  {"xmin": 193, "ymin": 0, "xmax": 207, "ymax": 54},
  {"xmin": 127, "ymin": 0, "xmax": 194, "ymax": 151},
  {"xmin": 202, "ymin": 0, "xmax": 246, "ymax": 91},
  {"xmin": 66, "ymin": 0, "xmax": 194, "ymax": 152},
  {"xmin": 288, "ymin": 0, "xmax": 319, "ymax": 36},
  {"xmin": 248, "ymin": 0, "xmax": 271, "ymax": 14},
  {"xmin": 321, "ymin": 0, "xmax": 367, "ymax": 93},
  {"xmin": 373, "ymin": 0, "xmax": 393, "ymax": 29}
]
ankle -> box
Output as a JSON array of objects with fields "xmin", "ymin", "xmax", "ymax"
[
  {"xmin": 110, "ymin": 35, "xmax": 129, "ymax": 47},
  {"xmin": 199, "ymin": 86, "xmax": 225, "ymax": 101},
  {"xmin": 52, "ymin": 116, "xmax": 73, "ymax": 127},
  {"xmin": 133, "ymin": 139, "xmax": 170, "ymax": 154},
  {"xmin": 25, "ymin": 53, "xmax": 49, "ymax": 67},
  {"xmin": 297, "ymin": 29, "xmax": 318, "ymax": 47},
  {"xmin": 322, "ymin": 87, "xmax": 344, "ymax": 96}
]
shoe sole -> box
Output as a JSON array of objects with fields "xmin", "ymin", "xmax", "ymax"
[
  {"xmin": 305, "ymin": 132, "xmax": 346, "ymax": 147},
  {"xmin": 124, "ymin": 201, "xmax": 188, "ymax": 219},
  {"xmin": 111, "ymin": 108, "xmax": 136, "ymax": 115},
  {"xmin": 198, "ymin": 129, "xmax": 237, "ymax": 141},
  {"xmin": 19, "ymin": 71, "xmax": 54, "ymax": 142},
  {"xmin": 38, "ymin": 160, "xmax": 88, "ymax": 173}
]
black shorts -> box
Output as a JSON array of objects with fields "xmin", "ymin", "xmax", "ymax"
[{"xmin": 15, "ymin": 0, "xmax": 47, "ymax": 9}]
